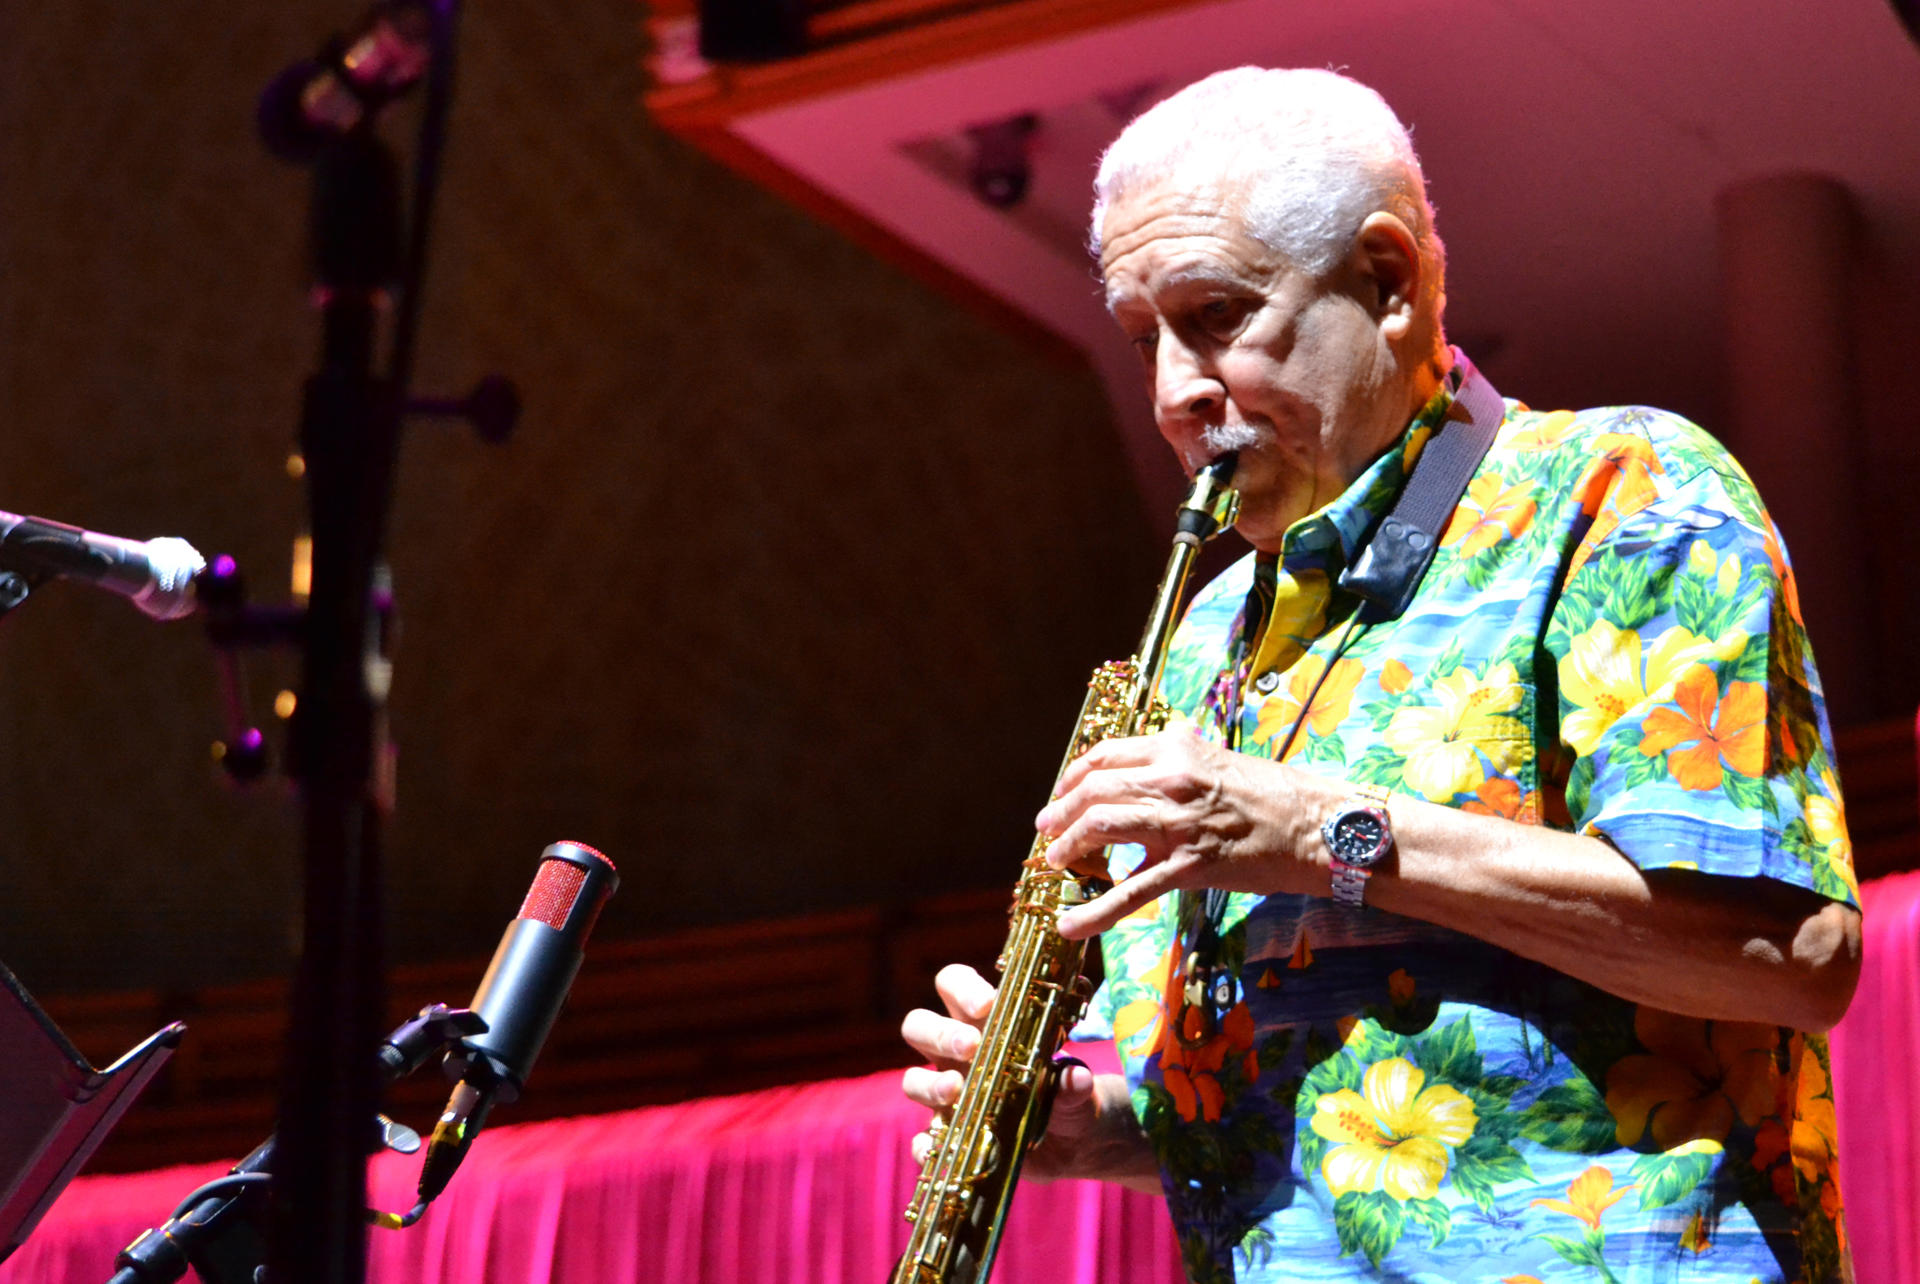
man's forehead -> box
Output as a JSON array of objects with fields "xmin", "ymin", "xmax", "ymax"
[
  {"xmin": 1099, "ymin": 181, "xmax": 1243, "ymax": 246},
  {"xmin": 1098, "ymin": 185, "xmax": 1275, "ymax": 305},
  {"xmin": 1103, "ymin": 258, "xmax": 1254, "ymax": 309}
]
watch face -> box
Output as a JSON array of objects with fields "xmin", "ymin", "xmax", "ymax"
[{"xmin": 1324, "ymin": 808, "xmax": 1390, "ymax": 867}]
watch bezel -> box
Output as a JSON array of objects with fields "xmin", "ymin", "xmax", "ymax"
[{"xmin": 1321, "ymin": 804, "xmax": 1392, "ymax": 869}]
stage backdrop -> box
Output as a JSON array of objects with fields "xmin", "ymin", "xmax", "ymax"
[{"xmin": 0, "ymin": 1044, "xmax": 1183, "ymax": 1284}]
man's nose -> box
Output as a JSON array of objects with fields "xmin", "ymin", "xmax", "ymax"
[{"xmin": 1154, "ymin": 337, "xmax": 1222, "ymax": 423}]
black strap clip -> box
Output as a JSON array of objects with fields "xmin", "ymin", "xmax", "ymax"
[{"xmin": 1342, "ymin": 516, "xmax": 1440, "ymax": 623}]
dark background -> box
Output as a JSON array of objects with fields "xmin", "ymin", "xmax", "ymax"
[
  {"xmin": 0, "ymin": 1, "xmax": 1165, "ymax": 996},
  {"xmin": 4, "ymin": 0, "xmax": 1916, "ymax": 1010}
]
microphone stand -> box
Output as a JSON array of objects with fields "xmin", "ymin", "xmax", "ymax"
[
  {"xmin": 273, "ymin": 115, "xmax": 405, "ymax": 1284},
  {"xmin": 208, "ymin": 5, "xmax": 510, "ymax": 1282}
]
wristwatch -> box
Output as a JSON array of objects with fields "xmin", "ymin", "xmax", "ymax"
[{"xmin": 1321, "ymin": 782, "xmax": 1394, "ymax": 908}]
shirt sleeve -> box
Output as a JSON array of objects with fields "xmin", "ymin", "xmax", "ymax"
[{"xmin": 1548, "ymin": 434, "xmax": 1859, "ymax": 909}]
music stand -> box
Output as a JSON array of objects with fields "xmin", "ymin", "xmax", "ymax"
[{"xmin": 0, "ymin": 961, "xmax": 182, "ymax": 1263}]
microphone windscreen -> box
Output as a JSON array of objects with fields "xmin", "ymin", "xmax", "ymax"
[
  {"xmin": 523, "ymin": 841, "xmax": 615, "ymax": 935},
  {"xmin": 519, "ymin": 856, "xmax": 587, "ymax": 929},
  {"xmin": 130, "ymin": 537, "xmax": 208, "ymax": 620}
]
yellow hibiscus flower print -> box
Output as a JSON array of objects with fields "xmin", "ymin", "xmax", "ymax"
[
  {"xmin": 1805, "ymin": 771, "xmax": 1847, "ymax": 854},
  {"xmin": 1442, "ymin": 472, "xmax": 1536, "ymax": 557},
  {"xmin": 1804, "ymin": 768, "xmax": 1859, "ymax": 901},
  {"xmin": 1383, "ymin": 663, "xmax": 1527, "ymax": 801},
  {"xmin": 1605, "ymin": 1007, "xmax": 1778, "ymax": 1148},
  {"xmin": 1558, "ymin": 620, "xmax": 1734, "ymax": 756},
  {"xmin": 1249, "ymin": 655, "xmax": 1364, "ymax": 759},
  {"xmin": 1310, "ymin": 1058, "xmax": 1477, "ymax": 1201}
]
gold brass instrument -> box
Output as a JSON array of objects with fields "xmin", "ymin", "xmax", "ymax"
[{"xmin": 890, "ymin": 455, "xmax": 1240, "ymax": 1284}]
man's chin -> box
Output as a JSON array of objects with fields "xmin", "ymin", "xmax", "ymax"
[
  {"xmin": 1237, "ymin": 527, "xmax": 1287, "ymax": 556},
  {"xmin": 1228, "ymin": 480, "xmax": 1314, "ymax": 553}
]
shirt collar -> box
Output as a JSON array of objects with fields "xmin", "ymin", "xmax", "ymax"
[{"xmin": 1269, "ymin": 368, "xmax": 1462, "ymax": 576}]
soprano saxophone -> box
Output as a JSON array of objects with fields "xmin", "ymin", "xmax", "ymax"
[{"xmin": 890, "ymin": 454, "xmax": 1240, "ymax": 1284}]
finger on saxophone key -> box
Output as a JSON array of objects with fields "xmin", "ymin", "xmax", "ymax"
[
  {"xmin": 902, "ymin": 1064, "xmax": 966, "ymax": 1111},
  {"xmin": 935, "ymin": 964, "xmax": 997, "ymax": 1022},
  {"xmin": 900, "ymin": 997, "xmax": 986, "ymax": 1069}
]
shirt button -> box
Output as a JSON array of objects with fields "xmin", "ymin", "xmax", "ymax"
[{"xmin": 1251, "ymin": 671, "xmax": 1280, "ymax": 694}]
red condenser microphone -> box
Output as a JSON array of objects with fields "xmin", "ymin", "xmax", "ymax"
[{"xmin": 418, "ymin": 842, "xmax": 617, "ymax": 1201}]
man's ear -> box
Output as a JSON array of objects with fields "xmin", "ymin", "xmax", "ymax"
[{"xmin": 1350, "ymin": 212, "xmax": 1422, "ymax": 340}]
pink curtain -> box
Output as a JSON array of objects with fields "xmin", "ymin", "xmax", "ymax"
[
  {"xmin": 11, "ymin": 892, "xmax": 1916, "ymax": 1284},
  {"xmin": 0, "ymin": 1044, "xmax": 1181, "ymax": 1284},
  {"xmin": 1831, "ymin": 869, "xmax": 1920, "ymax": 1284}
]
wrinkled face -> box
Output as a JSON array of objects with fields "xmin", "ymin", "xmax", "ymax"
[{"xmin": 1100, "ymin": 180, "xmax": 1407, "ymax": 553}]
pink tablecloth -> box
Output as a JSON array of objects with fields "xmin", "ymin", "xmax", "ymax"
[
  {"xmin": 9, "ymin": 870, "xmax": 1917, "ymax": 1284},
  {"xmin": 0, "ymin": 1044, "xmax": 1181, "ymax": 1284},
  {"xmin": 1830, "ymin": 868, "xmax": 1920, "ymax": 1284}
]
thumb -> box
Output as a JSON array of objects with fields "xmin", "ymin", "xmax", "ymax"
[{"xmin": 1044, "ymin": 1057, "xmax": 1100, "ymax": 1137}]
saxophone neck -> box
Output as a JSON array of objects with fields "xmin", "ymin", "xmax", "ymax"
[{"xmin": 1133, "ymin": 453, "xmax": 1242, "ymax": 686}]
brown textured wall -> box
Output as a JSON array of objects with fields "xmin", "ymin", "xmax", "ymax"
[{"xmin": 0, "ymin": 2, "xmax": 1159, "ymax": 995}]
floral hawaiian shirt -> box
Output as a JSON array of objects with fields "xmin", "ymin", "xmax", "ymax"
[{"xmin": 1081, "ymin": 363, "xmax": 1859, "ymax": 1284}]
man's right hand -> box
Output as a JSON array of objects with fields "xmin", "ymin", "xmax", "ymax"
[{"xmin": 898, "ymin": 963, "xmax": 1161, "ymax": 1190}]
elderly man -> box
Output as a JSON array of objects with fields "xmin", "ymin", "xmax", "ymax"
[{"xmin": 901, "ymin": 67, "xmax": 1860, "ymax": 1283}]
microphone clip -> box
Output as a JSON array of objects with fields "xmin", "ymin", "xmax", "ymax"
[
  {"xmin": 377, "ymin": 1003, "xmax": 488, "ymax": 1080},
  {"xmin": 0, "ymin": 569, "xmax": 42, "ymax": 620}
]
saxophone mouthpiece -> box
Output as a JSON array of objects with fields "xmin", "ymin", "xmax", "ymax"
[{"xmin": 1175, "ymin": 452, "xmax": 1240, "ymax": 541}]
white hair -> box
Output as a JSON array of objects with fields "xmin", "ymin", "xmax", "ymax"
[{"xmin": 1091, "ymin": 67, "xmax": 1445, "ymax": 313}]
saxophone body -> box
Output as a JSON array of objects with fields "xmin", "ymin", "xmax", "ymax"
[{"xmin": 890, "ymin": 457, "xmax": 1240, "ymax": 1284}]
